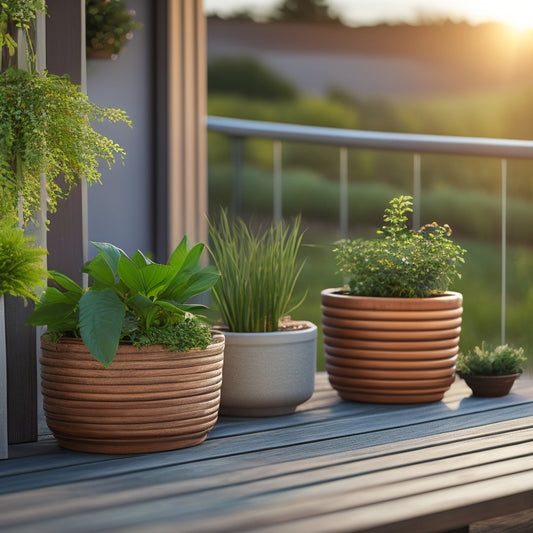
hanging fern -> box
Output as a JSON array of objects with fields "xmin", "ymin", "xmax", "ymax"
[
  {"xmin": 0, "ymin": 217, "xmax": 47, "ymax": 301},
  {"xmin": 0, "ymin": 67, "xmax": 131, "ymax": 222},
  {"xmin": 0, "ymin": 1, "xmax": 131, "ymax": 223}
]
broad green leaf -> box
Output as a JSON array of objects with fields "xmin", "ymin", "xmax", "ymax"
[
  {"xmin": 117, "ymin": 256, "xmax": 143, "ymax": 293},
  {"xmin": 90, "ymin": 242, "xmax": 125, "ymax": 282},
  {"xmin": 169, "ymin": 267, "xmax": 220, "ymax": 303},
  {"xmin": 118, "ymin": 258, "xmax": 173, "ymax": 298},
  {"xmin": 49, "ymin": 271, "xmax": 83, "ymax": 294},
  {"xmin": 126, "ymin": 293, "xmax": 153, "ymax": 312},
  {"xmin": 79, "ymin": 288, "xmax": 125, "ymax": 367},
  {"xmin": 131, "ymin": 250, "xmax": 152, "ymax": 268},
  {"xmin": 179, "ymin": 243, "xmax": 205, "ymax": 274},
  {"xmin": 41, "ymin": 286, "xmax": 81, "ymax": 305},
  {"xmin": 83, "ymin": 255, "xmax": 115, "ymax": 287},
  {"xmin": 26, "ymin": 302, "xmax": 77, "ymax": 329},
  {"xmin": 168, "ymin": 236, "xmax": 188, "ymax": 270},
  {"xmin": 156, "ymin": 300, "xmax": 187, "ymax": 315},
  {"xmin": 126, "ymin": 293, "xmax": 154, "ymax": 328},
  {"xmin": 140, "ymin": 264, "xmax": 175, "ymax": 298}
]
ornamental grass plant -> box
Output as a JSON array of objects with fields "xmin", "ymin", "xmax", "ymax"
[
  {"xmin": 207, "ymin": 210, "xmax": 306, "ymax": 332},
  {"xmin": 334, "ymin": 195, "xmax": 466, "ymax": 297}
]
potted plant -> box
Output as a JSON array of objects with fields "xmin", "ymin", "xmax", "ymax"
[
  {"xmin": 322, "ymin": 195, "xmax": 467, "ymax": 404},
  {"xmin": 207, "ymin": 211, "xmax": 317, "ymax": 417},
  {"xmin": 0, "ymin": 218, "xmax": 47, "ymax": 459},
  {"xmin": 457, "ymin": 343, "xmax": 527, "ymax": 397},
  {"xmin": 28, "ymin": 237, "xmax": 224, "ymax": 454},
  {"xmin": 86, "ymin": 0, "xmax": 142, "ymax": 59},
  {"xmin": 0, "ymin": 1, "xmax": 131, "ymax": 223}
]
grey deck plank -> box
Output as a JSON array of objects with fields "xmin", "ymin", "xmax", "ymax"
[
  {"xmin": 4, "ymin": 400, "xmax": 533, "ymax": 495},
  {"xmin": 2, "ymin": 415, "xmax": 533, "ymax": 530},
  {"xmin": 2, "ymin": 373, "xmax": 533, "ymax": 532},
  {"xmin": 4, "ymin": 426, "xmax": 533, "ymax": 532}
]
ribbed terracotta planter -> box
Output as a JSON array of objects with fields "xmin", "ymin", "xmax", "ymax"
[
  {"xmin": 321, "ymin": 289, "xmax": 463, "ymax": 404},
  {"xmin": 462, "ymin": 373, "xmax": 521, "ymax": 398},
  {"xmin": 40, "ymin": 334, "xmax": 224, "ymax": 454},
  {"xmin": 219, "ymin": 321, "xmax": 317, "ymax": 417}
]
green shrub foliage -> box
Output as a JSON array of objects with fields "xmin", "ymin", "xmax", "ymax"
[
  {"xmin": 208, "ymin": 56, "xmax": 298, "ymax": 101},
  {"xmin": 335, "ymin": 195, "xmax": 466, "ymax": 297},
  {"xmin": 457, "ymin": 343, "xmax": 527, "ymax": 376}
]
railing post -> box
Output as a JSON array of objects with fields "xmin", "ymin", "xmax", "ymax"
[
  {"xmin": 413, "ymin": 153, "xmax": 421, "ymax": 230},
  {"xmin": 273, "ymin": 140, "xmax": 282, "ymax": 224},
  {"xmin": 231, "ymin": 137, "xmax": 243, "ymax": 219},
  {"xmin": 501, "ymin": 159, "xmax": 507, "ymax": 345},
  {"xmin": 339, "ymin": 147, "xmax": 349, "ymax": 239}
]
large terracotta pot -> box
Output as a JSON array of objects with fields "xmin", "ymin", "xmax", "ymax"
[
  {"xmin": 219, "ymin": 320, "xmax": 317, "ymax": 417},
  {"xmin": 40, "ymin": 334, "xmax": 224, "ymax": 454},
  {"xmin": 321, "ymin": 289, "xmax": 463, "ymax": 404}
]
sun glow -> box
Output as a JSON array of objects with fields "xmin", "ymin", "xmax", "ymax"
[
  {"xmin": 475, "ymin": 2, "xmax": 533, "ymax": 33},
  {"xmin": 499, "ymin": 10, "xmax": 533, "ymax": 32}
]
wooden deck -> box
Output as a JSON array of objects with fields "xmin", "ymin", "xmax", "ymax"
[{"xmin": 2, "ymin": 372, "xmax": 533, "ymax": 532}]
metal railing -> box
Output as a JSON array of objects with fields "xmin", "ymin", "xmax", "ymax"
[{"xmin": 207, "ymin": 115, "xmax": 533, "ymax": 344}]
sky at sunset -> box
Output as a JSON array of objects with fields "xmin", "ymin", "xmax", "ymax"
[{"xmin": 204, "ymin": 0, "xmax": 533, "ymax": 31}]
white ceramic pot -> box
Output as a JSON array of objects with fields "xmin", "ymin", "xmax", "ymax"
[{"xmin": 220, "ymin": 320, "xmax": 317, "ymax": 417}]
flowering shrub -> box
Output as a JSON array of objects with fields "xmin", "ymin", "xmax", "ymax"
[{"xmin": 334, "ymin": 195, "xmax": 466, "ymax": 297}]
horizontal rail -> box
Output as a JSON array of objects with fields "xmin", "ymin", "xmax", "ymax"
[{"xmin": 207, "ymin": 116, "xmax": 533, "ymax": 160}]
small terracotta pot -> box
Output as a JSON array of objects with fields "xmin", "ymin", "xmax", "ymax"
[
  {"xmin": 40, "ymin": 334, "xmax": 224, "ymax": 454},
  {"xmin": 219, "ymin": 321, "xmax": 317, "ymax": 417},
  {"xmin": 461, "ymin": 373, "xmax": 521, "ymax": 397},
  {"xmin": 321, "ymin": 289, "xmax": 463, "ymax": 404}
]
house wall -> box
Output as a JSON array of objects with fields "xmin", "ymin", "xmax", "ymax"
[{"xmin": 86, "ymin": 0, "xmax": 154, "ymax": 257}]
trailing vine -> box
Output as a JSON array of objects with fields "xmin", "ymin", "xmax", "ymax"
[
  {"xmin": 0, "ymin": 0, "xmax": 131, "ymax": 223},
  {"xmin": 0, "ymin": 1, "xmax": 46, "ymax": 71}
]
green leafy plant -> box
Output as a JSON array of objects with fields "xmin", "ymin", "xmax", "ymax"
[
  {"xmin": 0, "ymin": 217, "xmax": 47, "ymax": 300},
  {"xmin": 208, "ymin": 210, "xmax": 306, "ymax": 332},
  {"xmin": 0, "ymin": 67, "xmax": 131, "ymax": 222},
  {"xmin": 334, "ymin": 195, "xmax": 466, "ymax": 297},
  {"xmin": 28, "ymin": 237, "xmax": 220, "ymax": 367},
  {"xmin": 0, "ymin": 0, "xmax": 46, "ymax": 71},
  {"xmin": 457, "ymin": 343, "xmax": 527, "ymax": 376},
  {"xmin": 0, "ymin": 1, "xmax": 131, "ymax": 223},
  {"xmin": 86, "ymin": 0, "xmax": 142, "ymax": 57}
]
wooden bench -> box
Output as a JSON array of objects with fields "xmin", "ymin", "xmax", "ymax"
[{"xmin": 2, "ymin": 373, "xmax": 533, "ymax": 532}]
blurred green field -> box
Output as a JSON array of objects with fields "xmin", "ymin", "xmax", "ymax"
[
  {"xmin": 207, "ymin": 64, "xmax": 533, "ymax": 370},
  {"xmin": 208, "ymin": 165, "xmax": 533, "ymax": 370}
]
